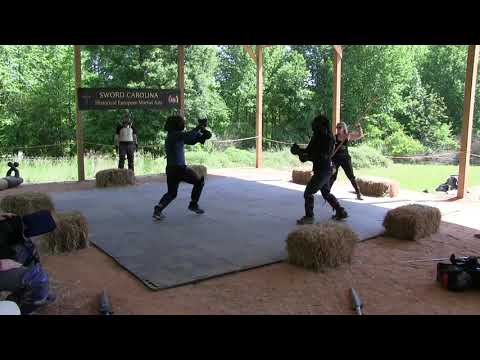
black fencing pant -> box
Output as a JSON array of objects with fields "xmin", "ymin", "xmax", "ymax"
[
  {"xmin": 304, "ymin": 165, "xmax": 342, "ymax": 217},
  {"xmin": 118, "ymin": 142, "xmax": 135, "ymax": 172},
  {"xmin": 159, "ymin": 165, "xmax": 205, "ymax": 209},
  {"xmin": 330, "ymin": 154, "xmax": 361, "ymax": 196}
]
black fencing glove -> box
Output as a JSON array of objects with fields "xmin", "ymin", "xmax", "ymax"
[
  {"xmin": 299, "ymin": 153, "xmax": 310, "ymax": 163},
  {"xmin": 290, "ymin": 143, "xmax": 301, "ymax": 155}
]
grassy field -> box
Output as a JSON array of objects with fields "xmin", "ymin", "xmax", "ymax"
[
  {"xmin": 10, "ymin": 148, "xmax": 303, "ymax": 184},
  {"xmin": 7, "ymin": 149, "xmax": 480, "ymax": 193},
  {"xmin": 336, "ymin": 164, "xmax": 480, "ymax": 193}
]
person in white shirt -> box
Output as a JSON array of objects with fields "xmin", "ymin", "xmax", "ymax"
[{"xmin": 115, "ymin": 112, "xmax": 138, "ymax": 172}]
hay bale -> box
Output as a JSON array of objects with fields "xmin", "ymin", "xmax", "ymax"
[
  {"xmin": 189, "ymin": 165, "xmax": 207, "ymax": 179},
  {"xmin": 357, "ymin": 176, "xmax": 399, "ymax": 197},
  {"xmin": 383, "ymin": 204, "xmax": 441, "ymax": 241},
  {"xmin": 0, "ymin": 192, "xmax": 55, "ymax": 216},
  {"xmin": 42, "ymin": 211, "xmax": 89, "ymax": 254},
  {"xmin": 95, "ymin": 168, "xmax": 135, "ymax": 188},
  {"xmin": 286, "ymin": 221, "xmax": 358, "ymax": 272},
  {"xmin": 292, "ymin": 168, "xmax": 313, "ymax": 185}
]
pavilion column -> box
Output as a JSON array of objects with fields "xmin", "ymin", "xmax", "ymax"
[
  {"xmin": 457, "ymin": 45, "xmax": 479, "ymax": 199},
  {"xmin": 332, "ymin": 45, "xmax": 342, "ymax": 134},
  {"xmin": 178, "ymin": 45, "xmax": 185, "ymax": 118},
  {"xmin": 256, "ymin": 45, "xmax": 264, "ymax": 168},
  {"xmin": 74, "ymin": 45, "xmax": 85, "ymax": 181}
]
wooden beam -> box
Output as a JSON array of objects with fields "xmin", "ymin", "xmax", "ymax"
[
  {"xmin": 243, "ymin": 45, "xmax": 256, "ymax": 62},
  {"xmin": 332, "ymin": 46, "xmax": 342, "ymax": 134},
  {"xmin": 333, "ymin": 45, "xmax": 343, "ymax": 59},
  {"xmin": 256, "ymin": 45, "xmax": 264, "ymax": 168},
  {"xmin": 74, "ymin": 45, "xmax": 85, "ymax": 181},
  {"xmin": 457, "ymin": 45, "xmax": 479, "ymax": 199},
  {"xmin": 178, "ymin": 45, "xmax": 185, "ymax": 117}
]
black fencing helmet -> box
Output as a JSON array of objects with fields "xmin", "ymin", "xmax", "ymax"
[
  {"xmin": 312, "ymin": 115, "xmax": 330, "ymax": 134},
  {"xmin": 164, "ymin": 115, "xmax": 185, "ymax": 132}
]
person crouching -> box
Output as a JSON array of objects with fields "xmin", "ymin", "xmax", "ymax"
[
  {"xmin": 153, "ymin": 115, "xmax": 211, "ymax": 220},
  {"xmin": 0, "ymin": 212, "xmax": 56, "ymax": 315}
]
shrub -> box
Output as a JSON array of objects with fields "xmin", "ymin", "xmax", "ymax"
[
  {"xmin": 427, "ymin": 123, "xmax": 458, "ymax": 151},
  {"xmin": 349, "ymin": 144, "xmax": 393, "ymax": 169},
  {"xmin": 384, "ymin": 130, "xmax": 426, "ymax": 156}
]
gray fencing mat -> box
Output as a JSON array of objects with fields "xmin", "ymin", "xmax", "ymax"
[{"xmin": 51, "ymin": 176, "xmax": 388, "ymax": 290}]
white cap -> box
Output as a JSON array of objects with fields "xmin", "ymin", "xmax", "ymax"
[{"xmin": 0, "ymin": 300, "xmax": 21, "ymax": 315}]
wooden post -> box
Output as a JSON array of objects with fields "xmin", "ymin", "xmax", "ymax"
[
  {"xmin": 332, "ymin": 45, "xmax": 342, "ymax": 134},
  {"xmin": 178, "ymin": 45, "xmax": 185, "ymax": 117},
  {"xmin": 457, "ymin": 45, "xmax": 479, "ymax": 199},
  {"xmin": 242, "ymin": 45, "xmax": 256, "ymax": 62},
  {"xmin": 256, "ymin": 45, "xmax": 264, "ymax": 168},
  {"xmin": 74, "ymin": 45, "xmax": 85, "ymax": 181}
]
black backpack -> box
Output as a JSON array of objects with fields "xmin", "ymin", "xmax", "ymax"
[{"xmin": 437, "ymin": 254, "xmax": 480, "ymax": 291}]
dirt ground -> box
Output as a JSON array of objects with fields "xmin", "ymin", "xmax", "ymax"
[{"xmin": 2, "ymin": 169, "xmax": 480, "ymax": 315}]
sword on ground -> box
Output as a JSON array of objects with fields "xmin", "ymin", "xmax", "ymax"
[
  {"xmin": 350, "ymin": 287, "xmax": 363, "ymax": 315},
  {"xmin": 99, "ymin": 288, "xmax": 113, "ymax": 315}
]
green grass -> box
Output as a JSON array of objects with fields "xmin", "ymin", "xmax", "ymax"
[
  {"xmin": 9, "ymin": 149, "xmax": 480, "ymax": 193},
  {"xmin": 336, "ymin": 163, "xmax": 480, "ymax": 192}
]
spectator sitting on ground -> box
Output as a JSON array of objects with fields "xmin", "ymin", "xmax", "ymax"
[{"xmin": 0, "ymin": 212, "xmax": 56, "ymax": 315}]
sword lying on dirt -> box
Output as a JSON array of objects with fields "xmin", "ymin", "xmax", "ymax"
[
  {"xmin": 350, "ymin": 287, "xmax": 363, "ymax": 315},
  {"xmin": 99, "ymin": 288, "xmax": 113, "ymax": 315},
  {"xmin": 404, "ymin": 256, "xmax": 469, "ymax": 263}
]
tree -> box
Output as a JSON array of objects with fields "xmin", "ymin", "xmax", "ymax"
[
  {"xmin": 217, "ymin": 45, "xmax": 313, "ymax": 146},
  {"xmin": 0, "ymin": 45, "xmax": 76, "ymax": 156},
  {"xmin": 341, "ymin": 45, "xmax": 417, "ymax": 124},
  {"xmin": 184, "ymin": 46, "xmax": 230, "ymax": 132},
  {"xmin": 419, "ymin": 45, "xmax": 471, "ymax": 134},
  {"xmin": 217, "ymin": 45, "xmax": 257, "ymax": 140},
  {"xmin": 395, "ymin": 70, "xmax": 457, "ymax": 151},
  {"xmin": 80, "ymin": 45, "xmax": 229, "ymax": 155},
  {"xmin": 291, "ymin": 45, "xmax": 333, "ymax": 117}
]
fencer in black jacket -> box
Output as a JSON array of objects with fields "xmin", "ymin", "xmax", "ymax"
[{"xmin": 291, "ymin": 115, "xmax": 348, "ymax": 224}]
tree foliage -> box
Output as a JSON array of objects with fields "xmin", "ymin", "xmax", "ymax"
[{"xmin": 0, "ymin": 45, "xmax": 477, "ymax": 158}]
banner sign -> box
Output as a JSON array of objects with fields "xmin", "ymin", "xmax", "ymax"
[{"xmin": 77, "ymin": 88, "xmax": 180, "ymax": 110}]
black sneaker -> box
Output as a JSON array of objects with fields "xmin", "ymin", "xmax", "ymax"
[
  {"xmin": 356, "ymin": 193, "xmax": 364, "ymax": 200},
  {"xmin": 152, "ymin": 205, "xmax": 165, "ymax": 220},
  {"xmin": 6, "ymin": 291, "xmax": 22, "ymax": 304},
  {"xmin": 297, "ymin": 216, "xmax": 314, "ymax": 225},
  {"xmin": 332, "ymin": 208, "xmax": 348, "ymax": 220},
  {"xmin": 19, "ymin": 292, "xmax": 57, "ymax": 315},
  {"xmin": 188, "ymin": 203, "xmax": 205, "ymax": 214}
]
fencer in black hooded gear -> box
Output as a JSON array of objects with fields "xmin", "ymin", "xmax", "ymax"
[
  {"xmin": 153, "ymin": 115, "xmax": 209, "ymax": 220},
  {"xmin": 291, "ymin": 115, "xmax": 348, "ymax": 224}
]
